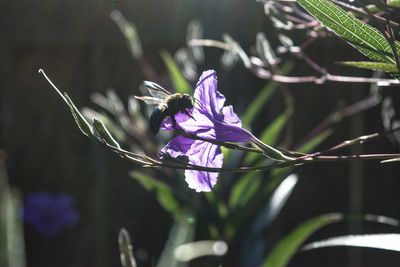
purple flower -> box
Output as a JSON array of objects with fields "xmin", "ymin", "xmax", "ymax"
[
  {"xmin": 23, "ymin": 192, "xmax": 79, "ymax": 237},
  {"xmin": 161, "ymin": 70, "xmax": 252, "ymax": 192}
]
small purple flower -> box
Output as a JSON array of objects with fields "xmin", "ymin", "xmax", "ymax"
[
  {"xmin": 23, "ymin": 192, "xmax": 79, "ymax": 237},
  {"xmin": 161, "ymin": 70, "xmax": 251, "ymax": 192}
]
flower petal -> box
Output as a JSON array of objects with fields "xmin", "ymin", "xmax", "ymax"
[
  {"xmin": 184, "ymin": 140, "xmax": 223, "ymax": 192},
  {"xmin": 161, "ymin": 135, "xmax": 195, "ymax": 157},
  {"xmin": 157, "ymin": 70, "xmax": 254, "ymax": 191},
  {"xmin": 214, "ymin": 122, "xmax": 252, "ymax": 142},
  {"xmin": 162, "ymin": 109, "xmax": 251, "ymax": 142},
  {"xmin": 23, "ymin": 193, "xmax": 79, "ymax": 236},
  {"xmin": 161, "ymin": 110, "xmax": 216, "ymax": 139},
  {"xmin": 195, "ymin": 70, "xmax": 226, "ymax": 117},
  {"xmin": 221, "ymin": 105, "xmax": 242, "ymax": 126},
  {"xmin": 162, "ymin": 109, "xmax": 209, "ymax": 131},
  {"xmin": 161, "ymin": 136, "xmax": 222, "ymax": 192}
]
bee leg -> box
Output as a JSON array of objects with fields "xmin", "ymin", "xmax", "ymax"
[
  {"xmin": 184, "ymin": 109, "xmax": 196, "ymax": 121},
  {"xmin": 172, "ymin": 115, "xmax": 178, "ymax": 129}
]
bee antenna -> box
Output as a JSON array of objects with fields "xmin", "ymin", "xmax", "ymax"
[{"xmin": 193, "ymin": 97, "xmax": 203, "ymax": 109}]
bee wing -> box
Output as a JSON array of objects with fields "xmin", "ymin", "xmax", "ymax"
[
  {"xmin": 140, "ymin": 81, "xmax": 171, "ymax": 99},
  {"xmin": 134, "ymin": 96, "xmax": 163, "ymax": 105}
]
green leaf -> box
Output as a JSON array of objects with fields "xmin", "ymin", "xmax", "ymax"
[
  {"xmin": 296, "ymin": 129, "xmax": 333, "ymax": 153},
  {"xmin": 239, "ymin": 174, "xmax": 299, "ymax": 264},
  {"xmin": 64, "ymin": 93, "xmax": 95, "ymax": 139},
  {"xmin": 381, "ymin": 157, "xmax": 400, "ymax": 163},
  {"xmin": 261, "ymin": 213, "xmax": 343, "ymax": 267},
  {"xmin": 241, "ymin": 61, "xmax": 293, "ymax": 128},
  {"xmin": 174, "ymin": 240, "xmax": 228, "ymax": 262},
  {"xmin": 82, "ymin": 108, "xmax": 127, "ymax": 143},
  {"xmin": 254, "ymin": 129, "xmax": 332, "ymax": 210},
  {"xmin": 242, "ymin": 82, "xmax": 278, "ymax": 128},
  {"xmin": 223, "ymin": 34, "xmax": 251, "ymax": 68},
  {"xmin": 39, "ymin": 69, "xmax": 95, "ymax": 139},
  {"xmin": 110, "ymin": 10, "xmax": 143, "ymax": 59},
  {"xmin": 391, "ymin": 72, "xmax": 400, "ymax": 81},
  {"xmin": 156, "ymin": 216, "xmax": 195, "ymax": 267},
  {"xmin": 256, "ymin": 32, "xmax": 277, "ymax": 65},
  {"xmin": 255, "ymin": 130, "xmax": 332, "ymax": 208},
  {"xmin": 340, "ymin": 61, "xmax": 399, "ymax": 73},
  {"xmin": 0, "ymin": 189, "xmax": 26, "ymax": 267},
  {"xmin": 387, "ymin": 0, "xmax": 400, "ymax": 7},
  {"xmin": 228, "ymin": 172, "xmax": 263, "ymax": 209},
  {"xmin": 257, "ymin": 174, "xmax": 298, "ymax": 227},
  {"xmin": 118, "ymin": 228, "xmax": 137, "ymax": 267},
  {"xmin": 160, "ymin": 50, "xmax": 192, "ymax": 94},
  {"xmin": 298, "ymin": 0, "xmax": 396, "ymax": 63},
  {"xmin": 229, "ymin": 130, "xmax": 333, "ymax": 239},
  {"xmin": 367, "ymin": 0, "xmax": 400, "ymax": 12},
  {"xmin": 204, "ymin": 191, "xmax": 228, "ymax": 219},
  {"xmin": 226, "ymin": 64, "xmax": 293, "ymax": 162},
  {"xmin": 388, "ymin": 0, "xmax": 400, "ymax": 7},
  {"xmin": 129, "ymin": 171, "xmax": 181, "ymax": 219},
  {"xmin": 303, "ymin": 234, "xmax": 400, "ymax": 252},
  {"xmin": 92, "ymin": 118, "xmax": 121, "ymax": 149}
]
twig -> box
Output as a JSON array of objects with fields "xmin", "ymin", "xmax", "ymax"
[
  {"xmin": 312, "ymin": 153, "xmax": 400, "ymax": 161},
  {"xmin": 301, "ymin": 127, "xmax": 400, "ymax": 160},
  {"xmin": 330, "ymin": 0, "xmax": 399, "ymax": 28},
  {"xmin": 189, "ymin": 39, "xmax": 400, "ymax": 85},
  {"xmin": 250, "ymin": 58, "xmax": 399, "ymax": 84},
  {"xmin": 182, "ymin": 132, "xmax": 263, "ymax": 154},
  {"xmin": 295, "ymin": 92, "xmax": 381, "ymax": 148},
  {"xmin": 103, "ymin": 126, "xmax": 400, "ymax": 174}
]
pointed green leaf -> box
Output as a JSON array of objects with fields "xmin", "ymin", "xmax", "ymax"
[
  {"xmin": 221, "ymin": 63, "xmax": 291, "ymax": 162},
  {"xmin": 228, "ymin": 172, "xmax": 263, "ymax": 209},
  {"xmin": 242, "ymin": 62, "xmax": 293, "ymax": 128},
  {"xmin": 296, "ymin": 129, "xmax": 333, "ymax": 153},
  {"xmin": 160, "ymin": 50, "xmax": 192, "ymax": 94},
  {"xmin": 64, "ymin": 93, "xmax": 95, "ymax": 139},
  {"xmin": 261, "ymin": 213, "xmax": 343, "ymax": 267},
  {"xmin": 303, "ymin": 234, "xmax": 400, "ymax": 252},
  {"xmin": 242, "ymin": 82, "xmax": 278, "ymax": 128},
  {"xmin": 223, "ymin": 34, "xmax": 251, "ymax": 68},
  {"xmin": 82, "ymin": 108, "xmax": 127, "ymax": 143},
  {"xmin": 257, "ymin": 174, "xmax": 298, "ymax": 228},
  {"xmin": 110, "ymin": 10, "xmax": 143, "ymax": 59},
  {"xmin": 367, "ymin": 0, "xmax": 400, "ymax": 12},
  {"xmin": 0, "ymin": 189, "xmax": 26, "ymax": 267},
  {"xmin": 156, "ymin": 217, "xmax": 195, "ymax": 267},
  {"xmin": 255, "ymin": 130, "xmax": 333, "ymax": 207},
  {"xmin": 256, "ymin": 32, "xmax": 277, "ymax": 65},
  {"xmin": 186, "ymin": 20, "xmax": 204, "ymax": 63},
  {"xmin": 340, "ymin": 61, "xmax": 399, "ymax": 73},
  {"xmin": 118, "ymin": 228, "xmax": 137, "ymax": 267},
  {"xmin": 392, "ymin": 73, "xmax": 400, "ymax": 81},
  {"xmin": 39, "ymin": 69, "xmax": 95, "ymax": 139},
  {"xmin": 129, "ymin": 171, "xmax": 181, "ymax": 219},
  {"xmin": 298, "ymin": 0, "xmax": 396, "ymax": 63},
  {"xmin": 240, "ymin": 175, "xmax": 298, "ymax": 264},
  {"xmin": 388, "ymin": 0, "xmax": 400, "ymax": 7},
  {"xmin": 92, "ymin": 118, "xmax": 121, "ymax": 149},
  {"xmin": 381, "ymin": 157, "xmax": 400, "ymax": 163},
  {"xmin": 174, "ymin": 240, "xmax": 228, "ymax": 262}
]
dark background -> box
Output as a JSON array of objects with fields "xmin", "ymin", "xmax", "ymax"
[{"xmin": 1, "ymin": 0, "xmax": 400, "ymax": 266}]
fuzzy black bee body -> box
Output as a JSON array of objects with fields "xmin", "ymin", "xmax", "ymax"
[
  {"xmin": 136, "ymin": 82, "xmax": 195, "ymax": 135},
  {"xmin": 150, "ymin": 93, "xmax": 194, "ymax": 134}
]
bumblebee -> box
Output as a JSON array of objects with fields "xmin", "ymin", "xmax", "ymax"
[{"xmin": 135, "ymin": 81, "xmax": 195, "ymax": 134}]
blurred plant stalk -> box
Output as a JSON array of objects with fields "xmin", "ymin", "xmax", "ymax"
[{"xmin": 0, "ymin": 150, "xmax": 26, "ymax": 267}]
